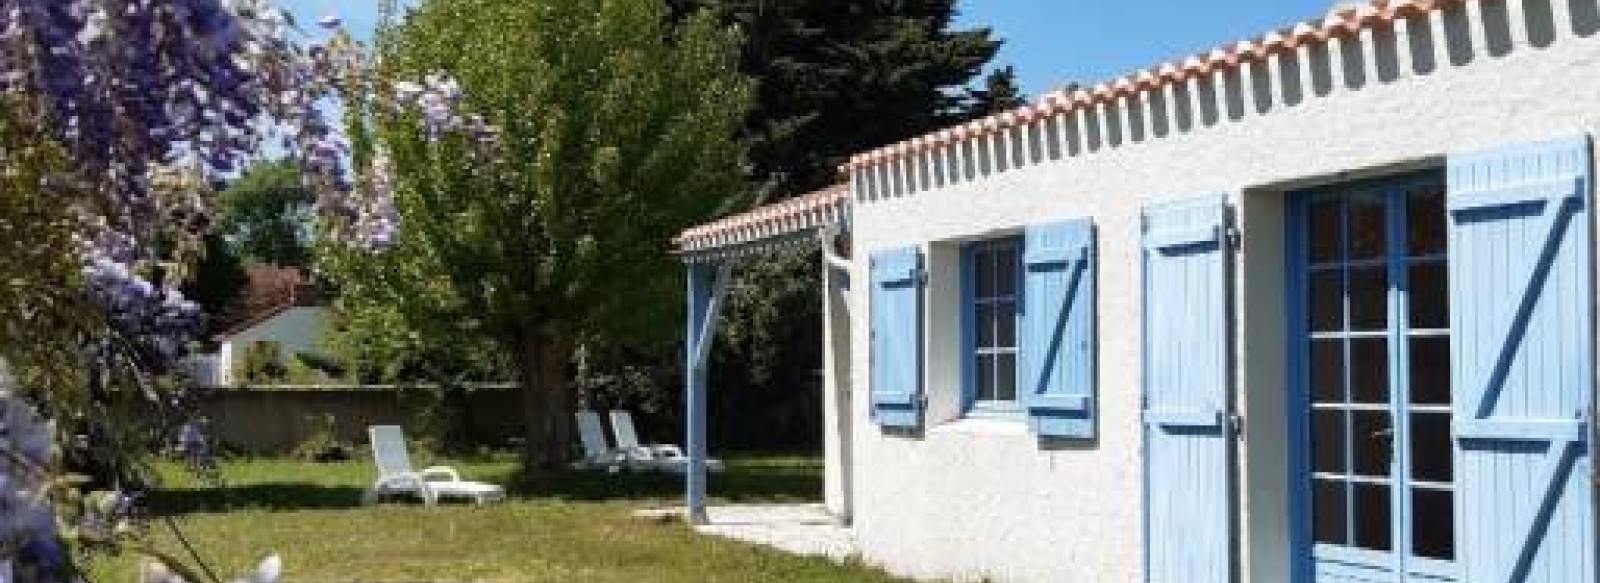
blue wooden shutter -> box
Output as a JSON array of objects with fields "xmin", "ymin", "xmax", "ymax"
[
  {"xmin": 1141, "ymin": 195, "xmax": 1233, "ymax": 583},
  {"xmin": 1448, "ymin": 136, "xmax": 1595, "ymax": 583},
  {"xmin": 1021, "ymin": 219, "xmax": 1096, "ymax": 438},
  {"xmin": 870, "ymin": 246, "xmax": 924, "ymax": 428}
]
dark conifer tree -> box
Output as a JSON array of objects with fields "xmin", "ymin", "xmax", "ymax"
[
  {"xmin": 655, "ymin": 0, "xmax": 1021, "ymax": 449},
  {"xmin": 967, "ymin": 65, "xmax": 1027, "ymax": 118},
  {"xmin": 672, "ymin": 0, "xmax": 1009, "ymax": 194}
]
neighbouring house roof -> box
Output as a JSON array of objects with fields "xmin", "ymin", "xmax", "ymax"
[
  {"xmin": 840, "ymin": 0, "xmax": 1468, "ymax": 176},
  {"xmin": 674, "ymin": 184, "xmax": 850, "ymax": 260},
  {"xmin": 216, "ymin": 303, "xmax": 328, "ymax": 341},
  {"xmin": 216, "ymin": 266, "xmax": 325, "ymax": 340}
]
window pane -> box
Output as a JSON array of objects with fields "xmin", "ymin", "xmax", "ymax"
[
  {"xmin": 1412, "ymin": 487, "xmax": 1455, "ymax": 560},
  {"xmin": 1349, "ymin": 338, "xmax": 1389, "ymax": 404},
  {"xmin": 1408, "ymin": 189, "xmax": 1447, "ymax": 256},
  {"xmin": 1408, "ymin": 336, "xmax": 1451, "ymax": 405},
  {"xmin": 995, "ymin": 353, "xmax": 1017, "ymax": 402},
  {"xmin": 1349, "ymin": 196, "xmax": 1387, "ymax": 260},
  {"xmin": 994, "ymin": 245, "xmax": 1018, "ymax": 296},
  {"xmin": 1352, "ymin": 410, "xmax": 1392, "ymax": 477},
  {"xmin": 1349, "ymin": 267, "xmax": 1388, "ymax": 330},
  {"xmin": 1410, "ymin": 412, "xmax": 1453, "ymax": 483},
  {"xmin": 1408, "ymin": 261, "xmax": 1448, "ymax": 329},
  {"xmin": 995, "ymin": 302, "xmax": 1016, "ymax": 348},
  {"xmin": 1313, "ymin": 409, "xmax": 1347, "ymax": 474},
  {"xmin": 976, "ymin": 249, "xmax": 996, "ymax": 298},
  {"xmin": 1309, "ymin": 199, "xmax": 1343, "ymax": 263},
  {"xmin": 975, "ymin": 355, "xmax": 995, "ymax": 402},
  {"xmin": 1310, "ymin": 270, "xmax": 1344, "ymax": 332},
  {"xmin": 1353, "ymin": 482, "xmax": 1393, "ymax": 552},
  {"xmin": 1313, "ymin": 478, "xmax": 1349, "ymax": 545},
  {"xmin": 1311, "ymin": 340, "xmax": 1345, "ymax": 404},
  {"xmin": 976, "ymin": 304, "xmax": 996, "ymax": 348}
]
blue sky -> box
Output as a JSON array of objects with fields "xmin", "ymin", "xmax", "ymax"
[
  {"xmin": 281, "ymin": 0, "xmax": 1337, "ymax": 97},
  {"xmin": 953, "ymin": 0, "xmax": 1337, "ymax": 95}
]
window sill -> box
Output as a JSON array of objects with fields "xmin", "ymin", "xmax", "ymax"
[
  {"xmin": 964, "ymin": 402, "xmax": 1024, "ymax": 420},
  {"xmin": 931, "ymin": 417, "xmax": 1031, "ymax": 437}
]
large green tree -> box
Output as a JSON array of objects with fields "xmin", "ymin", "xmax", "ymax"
[
  {"xmin": 322, "ymin": 0, "xmax": 753, "ymax": 470},
  {"xmin": 218, "ymin": 159, "xmax": 316, "ymax": 268},
  {"xmin": 181, "ymin": 233, "xmax": 249, "ymax": 336},
  {"xmin": 180, "ymin": 159, "xmax": 314, "ymax": 336}
]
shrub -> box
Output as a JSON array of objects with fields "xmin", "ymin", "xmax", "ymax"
[
  {"xmin": 237, "ymin": 341, "xmax": 288, "ymax": 384},
  {"xmin": 290, "ymin": 413, "xmax": 352, "ymax": 463}
]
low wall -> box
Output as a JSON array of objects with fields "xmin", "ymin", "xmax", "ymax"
[{"xmin": 197, "ymin": 385, "xmax": 522, "ymax": 453}]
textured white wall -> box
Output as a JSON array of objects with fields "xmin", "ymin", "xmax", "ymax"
[{"xmin": 842, "ymin": 3, "xmax": 1600, "ymax": 582}]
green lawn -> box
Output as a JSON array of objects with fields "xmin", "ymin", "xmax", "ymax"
[{"xmin": 83, "ymin": 454, "xmax": 910, "ymax": 583}]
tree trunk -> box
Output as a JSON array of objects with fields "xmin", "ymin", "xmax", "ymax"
[
  {"xmin": 514, "ymin": 330, "xmax": 555, "ymax": 472},
  {"xmin": 513, "ymin": 330, "xmax": 575, "ymax": 473},
  {"xmin": 540, "ymin": 338, "xmax": 574, "ymax": 468}
]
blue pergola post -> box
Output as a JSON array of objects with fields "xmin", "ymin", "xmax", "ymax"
[{"xmin": 685, "ymin": 259, "xmax": 733, "ymax": 525}]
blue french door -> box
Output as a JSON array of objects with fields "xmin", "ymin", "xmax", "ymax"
[{"xmin": 1291, "ymin": 172, "xmax": 1457, "ymax": 583}]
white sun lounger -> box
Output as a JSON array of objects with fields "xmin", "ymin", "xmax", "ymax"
[
  {"xmin": 609, "ymin": 410, "xmax": 723, "ymax": 473},
  {"xmin": 364, "ymin": 425, "xmax": 504, "ymax": 505},
  {"xmin": 573, "ymin": 410, "xmax": 626, "ymax": 471}
]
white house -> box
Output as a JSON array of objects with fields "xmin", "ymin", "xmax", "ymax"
[
  {"xmin": 213, "ymin": 304, "xmax": 331, "ymax": 387},
  {"xmin": 672, "ymin": 1, "xmax": 1600, "ymax": 582}
]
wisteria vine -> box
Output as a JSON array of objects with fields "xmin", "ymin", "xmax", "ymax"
[
  {"xmin": 0, "ymin": 0, "xmax": 501, "ymax": 580},
  {"xmin": 0, "ymin": 385, "xmax": 55, "ymax": 569}
]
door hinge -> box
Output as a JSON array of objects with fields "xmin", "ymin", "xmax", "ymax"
[
  {"xmin": 1226, "ymin": 226, "xmax": 1242, "ymax": 252},
  {"xmin": 1229, "ymin": 413, "xmax": 1245, "ymax": 438}
]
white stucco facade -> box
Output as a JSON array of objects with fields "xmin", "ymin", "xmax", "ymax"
[
  {"xmin": 216, "ymin": 306, "xmax": 331, "ymax": 386},
  {"xmin": 825, "ymin": 3, "xmax": 1600, "ymax": 582}
]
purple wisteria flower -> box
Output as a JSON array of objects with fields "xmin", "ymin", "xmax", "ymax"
[
  {"xmin": 388, "ymin": 73, "xmax": 500, "ymax": 146},
  {"xmin": 354, "ymin": 152, "xmax": 401, "ymax": 251},
  {"xmin": 0, "ymin": 1, "xmax": 501, "ymax": 577},
  {"xmin": 0, "ymin": 388, "xmax": 56, "ymax": 560}
]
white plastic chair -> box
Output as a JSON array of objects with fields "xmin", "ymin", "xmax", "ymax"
[
  {"xmin": 572, "ymin": 410, "xmax": 625, "ymax": 471},
  {"xmin": 608, "ymin": 410, "xmax": 723, "ymax": 473},
  {"xmin": 364, "ymin": 425, "xmax": 504, "ymax": 505}
]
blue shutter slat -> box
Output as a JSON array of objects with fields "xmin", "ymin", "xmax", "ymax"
[
  {"xmin": 1455, "ymin": 418, "xmax": 1587, "ymax": 442},
  {"xmin": 1142, "ymin": 409, "xmax": 1223, "ymax": 429},
  {"xmin": 1141, "ymin": 194, "xmax": 1232, "ymax": 583},
  {"xmin": 1020, "ymin": 218, "xmax": 1095, "ymax": 439},
  {"xmin": 1449, "ymin": 136, "xmax": 1595, "ymax": 583},
  {"xmin": 1142, "ymin": 224, "xmax": 1220, "ymax": 250},
  {"xmin": 870, "ymin": 245, "xmax": 923, "ymax": 429}
]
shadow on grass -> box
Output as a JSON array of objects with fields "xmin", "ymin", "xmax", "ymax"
[
  {"xmin": 147, "ymin": 483, "xmax": 370, "ymax": 515},
  {"xmin": 147, "ymin": 455, "xmax": 823, "ymax": 514},
  {"xmin": 513, "ymin": 458, "xmax": 823, "ymax": 504}
]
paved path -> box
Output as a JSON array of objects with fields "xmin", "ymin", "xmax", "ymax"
[{"xmin": 634, "ymin": 503, "xmax": 858, "ymax": 561}]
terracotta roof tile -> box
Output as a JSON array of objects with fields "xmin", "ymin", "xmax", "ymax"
[
  {"xmin": 840, "ymin": 0, "xmax": 1476, "ymax": 175},
  {"xmin": 674, "ymin": 184, "xmax": 850, "ymax": 256}
]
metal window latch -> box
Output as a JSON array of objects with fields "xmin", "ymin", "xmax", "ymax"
[
  {"xmin": 1226, "ymin": 226, "xmax": 1243, "ymax": 251},
  {"xmin": 1230, "ymin": 413, "xmax": 1245, "ymax": 438}
]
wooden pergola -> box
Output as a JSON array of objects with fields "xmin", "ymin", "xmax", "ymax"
[{"xmin": 671, "ymin": 184, "xmax": 850, "ymax": 523}]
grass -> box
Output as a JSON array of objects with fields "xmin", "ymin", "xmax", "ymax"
[{"xmin": 82, "ymin": 454, "xmax": 912, "ymax": 583}]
